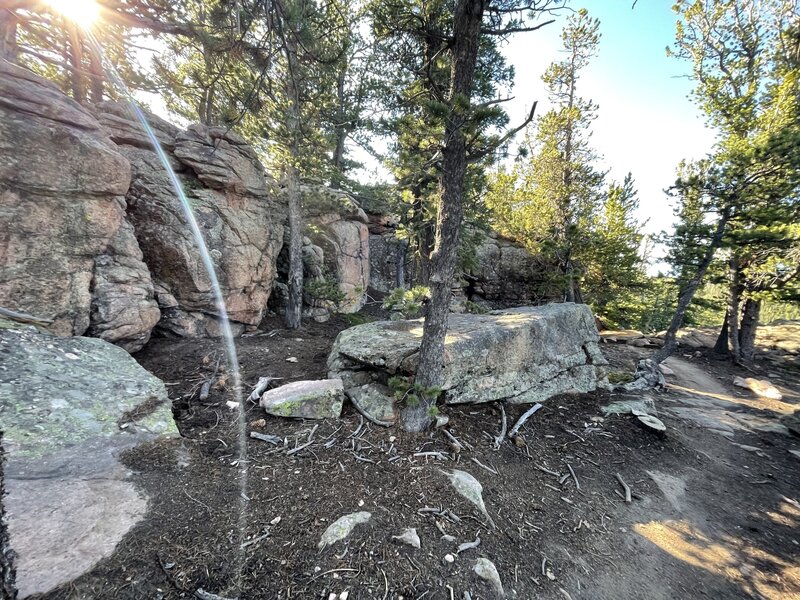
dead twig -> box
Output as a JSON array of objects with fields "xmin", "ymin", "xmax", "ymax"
[
  {"xmin": 195, "ymin": 589, "xmax": 236, "ymax": 600},
  {"xmin": 508, "ymin": 403, "xmax": 543, "ymax": 439},
  {"xmin": 615, "ymin": 473, "xmax": 632, "ymax": 503},
  {"xmin": 249, "ymin": 431, "xmax": 281, "ymax": 445},
  {"xmin": 199, "ymin": 356, "xmax": 221, "ymax": 401},
  {"xmin": 248, "ymin": 376, "xmax": 281, "ymax": 402},
  {"xmin": 0, "ymin": 306, "xmax": 53, "ymax": 325},
  {"xmin": 457, "ymin": 533, "xmax": 481, "ymax": 554},
  {"xmin": 493, "ymin": 403, "xmax": 507, "ymax": 450},
  {"xmin": 349, "ymin": 394, "xmax": 393, "ymax": 427},
  {"xmin": 567, "ymin": 463, "xmax": 580, "ymax": 491},
  {"xmin": 470, "ymin": 457, "xmax": 498, "ymax": 475}
]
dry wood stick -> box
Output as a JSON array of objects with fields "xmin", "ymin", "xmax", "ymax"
[
  {"xmin": 615, "ymin": 473, "xmax": 632, "ymax": 503},
  {"xmin": 567, "ymin": 463, "xmax": 580, "ymax": 491},
  {"xmin": 493, "ymin": 404, "xmax": 507, "ymax": 450},
  {"xmin": 508, "ymin": 403, "xmax": 543, "ymax": 439}
]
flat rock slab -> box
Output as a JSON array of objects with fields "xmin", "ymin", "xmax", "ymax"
[
  {"xmin": 346, "ymin": 383, "xmax": 397, "ymax": 425},
  {"xmin": 261, "ymin": 378, "xmax": 345, "ymax": 419},
  {"xmin": 0, "ymin": 321, "xmax": 177, "ymax": 597},
  {"xmin": 328, "ymin": 304, "xmax": 608, "ymax": 405}
]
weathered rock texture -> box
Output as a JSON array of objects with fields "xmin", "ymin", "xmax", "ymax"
[
  {"xmin": 328, "ymin": 303, "xmax": 609, "ymax": 406},
  {"xmin": 87, "ymin": 219, "xmax": 161, "ymax": 352},
  {"xmin": 0, "ymin": 60, "xmax": 133, "ymax": 338},
  {"xmin": 0, "ymin": 320, "xmax": 177, "ymax": 597},
  {"xmin": 466, "ymin": 233, "xmax": 559, "ymax": 308},
  {"xmin": 261, "ymin": 378, "xmax": 345, "ymax": 419},
  {"xmin": 95, "ymin": 102, "xmax": 286, "ymax": 337}
]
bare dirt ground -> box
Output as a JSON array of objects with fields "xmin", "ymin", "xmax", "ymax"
[{"xmin": 32, "ymin": 313, "xmax": 800, "ymax": 600}]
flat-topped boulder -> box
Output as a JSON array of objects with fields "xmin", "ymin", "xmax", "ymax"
[{"xmin": 328, "ymin": 303, "xmax": 609, "ymax": 406}]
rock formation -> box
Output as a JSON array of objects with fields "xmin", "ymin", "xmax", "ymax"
[
  {"xmin": 274, "ymin": 186, "xmax": 370, "ymax": 321},
  {"xmin": 0, "ymin": 320, "xmax": 177, "ymax": 597},
  {"xmin": 94, "ymin": 102, "xmax": 286, "ymax": 337},
  {"xmin": 0, "ymin": 60, "xmax": 133, "ymax": 338},
  {"xmin": 328, "ymin": 303, "xmax": 609, "ymax": 412}
]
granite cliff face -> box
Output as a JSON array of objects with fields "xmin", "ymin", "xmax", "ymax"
[
  {"xmin": 0, "ymin": 62, "xmax": 347, "ymax": 350},
  {"xmin": 94, "ymin": 102, "xmax": 287, "ymax": 338},
  {"xmin": 0, "ymin": 60, "xmax": 136, "ymax": 341}
]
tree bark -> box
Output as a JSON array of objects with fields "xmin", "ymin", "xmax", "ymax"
[
  {"xmin": 0, "ymin": 432, "xmax": 17, "ymax": 600},
  {"xmin": 652, "ymin": 209, "xmax": 730, "ymax": 363},
  {"xmin": 67, "ymin": 25, "xmax": 86, "ymax": 104},
  {"xmin": 738, "ymin": 297, "xmax": 761, "ymax": 364},
  {"xmin": 712, "ymin": 310, "xmax": 730, "ymax": 355},
  {"xmin": 727, "ymin": 256, "xmax": 741, "ymax": 363},
  {"xmin": 0, "ymin": 10, "xmax": 18, "ymax": 62},
  {"xmin": 402, "ymin": 0, "xmax": 485, "ymax": 432},
  {"xmin": 88, "ymin": 44, "xmax": 104, "ymax": 103},
  {"xmin": 283, "ymin": 33, "xmax": 303, "ymax": 330}
]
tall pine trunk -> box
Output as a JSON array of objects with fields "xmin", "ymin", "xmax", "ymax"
[
  {"xmin": 0, "ymin": 432, "xmax": 17, "ymax": 599},
  {"xmin": 713, "ymin": 310, "xmax": 730, "ymax": 355},
  {"xmin": 284, "ymin": 38, "xmax": 303, "ymax": 330},
  {"xmin": 738, "ymin": 297, "xmax": 761, "ymax": 364},
  {"xmin": 727, "ymin": 257, "xmax": 741, "ymax": 363},
  {"xmin": 67, "ymin": 25, "xmax": 86, "ymax": 104},
  {"xmin": 653, "ymin": 209, "xmax": 730, "ymax": 363},
  {"xmin": 401, "ymin": 0, "xmax": 484, "ymax": 432},
  {"xmin": 0, "ymin": 11, "xmax": 18, "ymax": 62}
]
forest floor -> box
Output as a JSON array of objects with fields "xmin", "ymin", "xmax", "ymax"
[{"xmin": 34, "ymin": 308, "xmax": 800, "ymax": 600}]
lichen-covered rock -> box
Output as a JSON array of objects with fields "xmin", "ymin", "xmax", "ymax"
[
  {"xmin": 0, "ymin": 60, "xmax": 131, "ymax": 337},
  {"xmin": 88, "ymin": 219, "xmax": 161, "ymax": 353},
  {"xmin": 328, "ymin": 304, "xmax": 608, "ymax": 405},
  {"xmin": 94, "ymin": 103, "xmax": 286, "ymax": 337},
  {"xmin": 346, "ymin": 383, "xmax": 397, "ymax": 426},
  {"xmin": 0, "ymin": 320, "xmax": 177, "ymax": 597},
  {"xmin": 260, "ymin": 379, "xmax": 345, "ymax": 419}
]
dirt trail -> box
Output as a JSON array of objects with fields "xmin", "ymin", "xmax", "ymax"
[{"xmin": 591, "ymin": 347, "xmax": 800, "ymax": 600}]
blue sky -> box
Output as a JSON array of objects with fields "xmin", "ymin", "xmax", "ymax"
[{"xmin": 501, "ymin": 0, "xmax": 716, "ymax": 259}]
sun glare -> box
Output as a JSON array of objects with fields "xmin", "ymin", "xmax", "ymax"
[{"xmin": 45, "ymin": 0, "xmax": 100, "ymax": 29}]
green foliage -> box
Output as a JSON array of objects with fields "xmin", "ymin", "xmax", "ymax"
[
  {"xmin": 463, "ymin": 300, "xmax": 488, "ymax": 315},
  {"xmin": 343, "ymin": 312, "xmax": 374, "ymax": 326},
  {"xmin": 305, "ymin": 276, "xmax": 347, "ymax": 309},
  {"xmin": 387, "ymin": 375, "xmax": 441, "ymax": 408},
  {"xmin": 382, "ymin": 286, "xmax": 430, "ymax": 319}
]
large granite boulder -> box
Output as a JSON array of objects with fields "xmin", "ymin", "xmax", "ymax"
[
  {"xmin": 0, "ymin": 320, "xmax": 178, "ymax": 597},
  {"xmin": 467, "ymin": 233, "xmax": 556, "ymax": 308},
  {"xmin": 301, "ymin": 186, "xmax": 369, "ymax": 313},
  {"xmin": 95, "ymin": 102, "xmax": 286, "ymax": 337},
  {"xmin": 328, "ymin": 303, "xmax": 609, "ymax": 406},
  {"xmin": 0, "ymin": 60, "xmax": 133, "ymax": 337}
]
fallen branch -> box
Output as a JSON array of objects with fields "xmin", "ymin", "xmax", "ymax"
[
  {"xmin": 493, "ymin": 404, "xmax": 507, "ymax": 450},
  {"xmin": 195, "ymin": 589, "xmax": 237, "ymax": 600},
  {"xmin": 286, "ymin": 441, "xmax": 313, "ymax": 456},
  {"xmin": 615, "ymin": 473, "xmax": 632, "ymax": 503},
  {"xmin": 0, "ymin": 306, "xmax": 53, "ymax": 325},
  {"xmin": 457, "ymin": 534, "xmax": 481, "ymax": 554},
  {"xmin": 248, "ymin": 376, "xmax": 281, "ymax": 403},
  {"xmin": 349, "ymin": 395, "xmax": 393, "ymax": 427},
  {"xmin": 508, "ymin": 403, "xmax": 543, "ymax": 439},
  {"xmin": 442, "ymin": 429, "xmax": 467, "ymax": 451},
  {"xmin": 249, "ymin": 431, "xmax": 281, "ymax": 445},
  {"xmin": 567, "ymin": 463, "xmax": 580, "ymax": 491},
  {"xmin": 470, "ymin": 457, "xmax": 498, "ymax": 475}
]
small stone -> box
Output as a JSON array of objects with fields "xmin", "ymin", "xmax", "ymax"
[
  {"xmin": 473, "ymin": 558, "xmax": 504, "ymax": 597},
  {"xmin": 286, "ymin": 356, "xmax": 299, "ymax": 363},
  {"xmin": 733, "ymin": 376, "xmax": 782, "ymax": 400},
  {"xmin": 442, "ymin": 469, "xmax": 494, "ymax": 527},
  {"xmin": 443, "ymin": 554, "xmax": 455, "ymax": 564},
  {"xmin": 389, "ymin": 436, "xmax": 396, "ymax": 443},
  {"xmin": 658, "ymin": 364, "xmax": 675, "ymax": 376},
  {"xmin": 318, "ymin": 511, "xmax": 371, "ymax": 549},
  {"xmin": 392, "ymin": 528, "xmax": 421, "ymax": 549},
  {"xmin": 435, "ymin": 414, "xmax": 450, "ymax": 428},
  {"xmin": 270, "ymin": 516, "xmax": 281, "ymax": 525}
]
